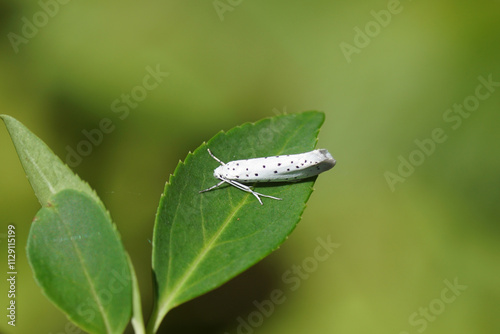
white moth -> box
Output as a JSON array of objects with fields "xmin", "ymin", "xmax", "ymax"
[{"xmin": 199, "ymin": 149, "xmax": 336, "ymax": 205}]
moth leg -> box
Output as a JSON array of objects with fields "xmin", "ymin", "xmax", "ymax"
[
  {"xmin": 199, "ymin": 180, "xmax": 226, "ymax": 193},
  {"xmin": 207, "ymin": 149, "xmax": 226, "ymax": 165},
  {"xmin": 226, "ymin": 179, "xmax": 282, "ymax": 205}
]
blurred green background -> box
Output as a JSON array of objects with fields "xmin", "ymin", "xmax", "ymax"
[{"xmin": 1, "ymin": 0, "xmax": 499, "ymax": 333}]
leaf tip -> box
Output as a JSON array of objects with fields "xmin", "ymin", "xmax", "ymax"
[{"xmin": 0, "ymin": 114, "xmax": 15, "ymax": 127}]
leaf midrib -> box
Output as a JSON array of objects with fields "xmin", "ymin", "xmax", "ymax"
[
  {"xmin": 25, "ymin": 148, "xmax": 56, "ymax": 198},
  {"xmin": 56, "ymin": 205, "xmax": 112, "ymax": 333},
  {"xmin": 158, "ymin": 196, "xmax": 248, "ymax": 312}
]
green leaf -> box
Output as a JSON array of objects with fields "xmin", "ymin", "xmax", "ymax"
[
  {"xmin": 2, "ymin": 115, "xmax": 136, "ymax": 333},
  {"xmin": 0, "ymin": 115, "xmax": 99, "ymax": 207},
  {"xmin": 148, "ymin": 111, "xmax": 327, "ymax": 332},
  {"xmin": 27, "ymin": 189, "xmax": 132, "ymax": 334}
]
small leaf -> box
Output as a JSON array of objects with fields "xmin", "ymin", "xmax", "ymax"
[
  {"xmin": 0, "ymin": 115, "xmax": 99, "ymax": 207},
  {"xmin": 148, "ymin": 111, "xmax": 327, "ymax": 332},
  {"xmin": 2, "ymin": 115, "xmax": 136, "ymax": 333},
  {"xmin": 28, "ymin": 189, "xmax": 132, "ymax": 334}
]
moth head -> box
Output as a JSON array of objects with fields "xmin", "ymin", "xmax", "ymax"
[{"xmin": 213, "ymin": 165, "xmax": 224, "ymax": 179}]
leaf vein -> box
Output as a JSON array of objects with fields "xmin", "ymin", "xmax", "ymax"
[{"xmin": 56, "ymin": 207, "xmax": 112, "ymax": 333}]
